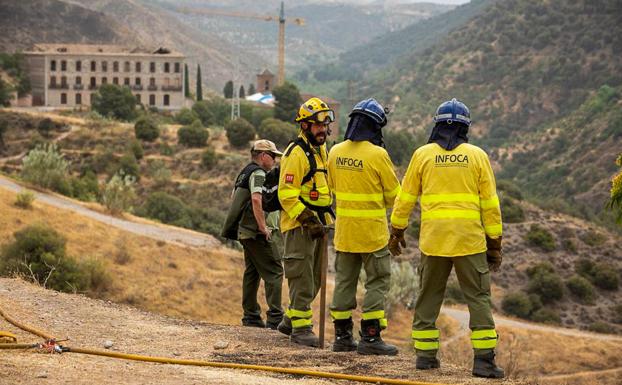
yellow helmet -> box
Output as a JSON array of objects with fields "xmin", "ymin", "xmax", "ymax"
[{"xmin": 295, "ymin": 97, "xmax": 335, "ymax": 123}]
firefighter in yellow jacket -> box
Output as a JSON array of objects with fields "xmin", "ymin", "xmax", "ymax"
[
  {"xmin": 277, "ymin": 97, "xmax": 334, "ymax": 347},
  {"xmin": 327, "ymin": 98, "xmax": 400, "ymax": 355},
  {"xmin": 389, "ymin": 98, "xmax": 504, "ymax": 378}
]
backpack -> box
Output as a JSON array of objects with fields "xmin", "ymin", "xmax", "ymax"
[
  {"xmin": 220, "ymin": 162, "xmax": 263, "ymax": 240},
  {"xmin": 261, "ymin": 137, "xmax": 324, "ymax": 212}
]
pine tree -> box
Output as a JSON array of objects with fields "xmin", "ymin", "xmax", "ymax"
[
  {"xmin": 248, "ymin": 83, "xmax": 256, "ymax": 95},
  {"xmin": 184, "ymin": 64, "xmax": 190, "ymax": 98},
  {"xmin": 223, "ymin": 80, "xmax": 233, "ymax": 99},
  {"xmin": 196, "ymin": 65, "xmax": 203, "ymax": 102},
  {"xmin": 239, "ymin": 85, "xmax": 245, "ymax": 99}
]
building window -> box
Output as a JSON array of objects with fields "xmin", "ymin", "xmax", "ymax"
[
  {"xmin": 90, "ymin": 77, "xmax": 96, "ymax": 88},
  {"xmin": 164, "ymin": 62, "xmax": 170, "ymax": 73},
  {"xmin": 61, "ymin": 76, "xmax": 67, "ymax": 88},
  {"xmin": 164, "ymin": 77, "xmax": 170, "ymax": 86},
  {"xmin": 150, "ymin": 62, "xmax": 156, "ymax": 73},
  {"xmin": 149, "ymin": 77, "xmax": 156, "ymax": 86},
  {"xmin": 76, "ymin": 76, "xmax": 82, "ymax": 85},
  {"xmin": 113, "ymin": 77, "xmax": 119, "ymax": 85},
  {"xmin": 61, "ymin": 60, "xmax": 67, "ymax": 71},
  {"xmin": 113, "ymin": 61, "xmax": 119, "ymax": 72},
  {"xmin": 135, "ymin": 62, "xmax": 141, "ymax": 72},
  {"xmin": 135, "ymin": 94, "xmax": 141, "ymax": 104},
  {"xmin": 76, "ymin": 60, "xmax": 82, "ymax": 72},
  {"xmin": 163, "ymin": 94, "xmax": 170, "ymax": 106},
  {"xmin": 61, "ymin": 93, "xmax": 67, "ymax": 105},
  {"xmin": 124, "ymin": 61, "xmax": 130, "ymax": 72},
  {"xmin": 50, "ymin": 76, "xmax": 56, "ymax": 87},
  {"xmin": 265, "ymin": 80, "xmax": 269, "ymax": 91},
  {"xmin": 76, "ymin": 93, "xmax": 82, "ymax": 105},
  {"xmin": 102, "ymin": 77, "xmax": 108, "ymax": 85},
  {"xmin": 124, "ymin": 78, "xmax": 130, "ymax": 86},
  {"xmin": 50, "ymin": 60, "xmax": 56, "ymax": 71},
  {"xmin": 174, "ymin": 62, "xmax": 180, "ymax": 73},
  {"xmin": 91, "ymin": 61, "xmax": 96, "ymax": 72},
  {"xmin": 135, "ymin": 77, "xmax": 141, "ymax": 86},
  {"xmin": 149, "ymin": 94, "xmax": 155, "ymax": 106},
  {"xmin": 102, "ymin": 61, "xmax": 108, "ymax": 72}
]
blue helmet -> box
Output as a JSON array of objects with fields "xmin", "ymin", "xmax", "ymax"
[
  {"xmin": 349, "ymin": 98, "xmax": 388, "ymax": 128},
  {"xmin": 433, "ymin": 98, "xmax": 471, "ymax": 126}
]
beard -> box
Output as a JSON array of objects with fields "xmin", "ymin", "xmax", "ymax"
[{"xmin": 305, "ymin": 130, "xmax": 326, "ymax": 146}]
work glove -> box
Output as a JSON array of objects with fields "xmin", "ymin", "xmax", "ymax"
[
  {"xmin": 297, "ymin": 208, "xmax": 325, "ymax": 240},
  {"xmin": 486, "ymin": 236, "xmax": 503, "ymax": 272},
  {"xmin": 388, "ymin": 226, "xmax": 407, "ymax": 256}
]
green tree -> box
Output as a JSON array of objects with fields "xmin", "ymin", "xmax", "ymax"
[
  {"xmin": 91, "ymin": 84, "xmax": 137, "ymax": 121},
  {"xmin": 0, "ymin": 78, "xmax": 11, "ymax": 107},
  {"xmin": 272, "ymin": 81, "xmax": 302, "ymax": 122},
  {"xmin": 175, "ymin": 108, "xmax": 199, "ymax": 125},
  {"xmin": 21, "ymin": 143, "xmax": 69, "ymax": 190},
  {"xmin": 196, "ymin": 65, "xmax": 203, "ymax": 102},
  {"xmin": 384, "ymin": 130, "xmax": 417, "ymax": 166},
  {"xmin": 248, "ymin": 83, "xmax": 256, "ymax": 95},
  {"xmin": 223, "ymin": 80, "xmax": 234, "ymax": 99},
  {"xmin": 258, "ymin": 118, "xmax": 297, "ymax": 148},
  {"xmin": 134, "ymin": 116, "xmax": 160, "ymax": 141},
  {"xmin": 102, "ymin": 172, "xmax": 136, "ymax": 215},
  {"xmin": 184, "ymin": 63, "xmax": 190, "ymax": 98},
  {"xmin": 225, "ymin": 118, "xmax": 256, "ymax": 148},
  {"xmin": 192, "ymin": 98, "xmax": 230, "ymax": 127},
  {"xmin": 239, "ymin": 85, "xmax": 245, "ymax": 99}
]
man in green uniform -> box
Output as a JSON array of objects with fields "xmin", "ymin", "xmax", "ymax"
[
  {"xmin": 389, "ymin": 99, "xmax": 505, "ymax": 378},
  {"xmin": 221, "ymin": 139, "xmax": 284, "ymax": 329},
  {"xmin": 327, "ymin": 99, "xmax": 399, "ymax": 355}
]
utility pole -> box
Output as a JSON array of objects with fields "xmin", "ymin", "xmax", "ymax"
[
  {"xmin": 277, "ymin": 1, "xmax": 286, "ymax": 86},
  {"xmin": 231, "ymin": 57, "xmax": 240, "ymax": 121}
]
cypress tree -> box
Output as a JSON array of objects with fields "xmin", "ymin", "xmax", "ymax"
[
  {"xmin": 184, "ymin": 64, "xmax": 190, "ymax": 98},
  {"xmin": 196, "ymin": 65, "xmax": 203, "ymax": 102},
  {"xmin": 239, "ymin": 85, "xmax": 245, "ymax": 99},
  {"xmin": 223, "ymin": 80, "xmax": 233, "ymax": 99},
  {"xmin": 248, "ymin": 83, "xmax": 256, "ymax": 95}
]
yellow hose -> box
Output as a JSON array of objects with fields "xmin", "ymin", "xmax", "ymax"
[{"xmin": 0, "ymin": 303, "xmax": 452, "ymax": 385}]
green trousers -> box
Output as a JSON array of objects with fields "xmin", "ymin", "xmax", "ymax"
[
  {"xmin": 412, "ymin": 252, "xmax": 497, "ymax": 357},
  {"xmin": 330, "ymin": 246, "xmax": 391, "ymax": 326},
  {"xmin": 239, "ymin": 236, "xmax": 284, "ymax": 325},
  {"xmin": 282, "ymin": 227, "xmax": 322, "ymax": 329}
]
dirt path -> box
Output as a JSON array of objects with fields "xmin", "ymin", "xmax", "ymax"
[
  {"xmin": 441, "ymin": 307, "xmax": 622, "ymax": 342},
  {"xmin": 0, "ymin": 278, "xmax": 525, "ymax": 385},
  {"xmin": 0, "ymin": 175, "xmax": 219, "ymax": 248}
]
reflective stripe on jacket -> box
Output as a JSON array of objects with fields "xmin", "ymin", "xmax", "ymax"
[
  {"xmin": 328, "ymin": 140, "xmax": 400, "ymax": 253},
  {"xmin": 278, "ymin": 133, "xmax": 332, "ymax": 233},
  {"xmin": 391, "ymin": 143, "xmax": 502, "ymax": 257}
]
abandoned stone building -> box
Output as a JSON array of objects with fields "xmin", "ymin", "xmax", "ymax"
[{"xmin": 23, "ymin": 44, "xmax": 185, "ymax": 109}]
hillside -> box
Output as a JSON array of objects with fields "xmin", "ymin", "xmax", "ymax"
[{"xmin": 0, "ymin": 0, "xmax": 139, "ymax": 51}]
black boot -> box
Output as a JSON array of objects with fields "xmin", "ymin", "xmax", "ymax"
[
  {"xmin": 357, "ymin": 319, "xmax": 398, "ymax": 356},
  {"xmin": 332, "ymin": 318, "xmax": 357, "ymax": 352},
  {"xmin": 241, "ymin": 317, "xmax": 265, "ymax": 328},
  {"xmin": 473, "ymin": 351, "xmax": 505, "ymax": 378},
  {"xmin": 416, "ymin": 356, "xmax": 440, "ymax": 370},
  {"xmin": 291, "ymin": 327, "xmax": 319, "ymax": 347},
  {"xmin": 277, "ymin": 315, "xmax": 292, "ymax": 336},
  {"xmin": 266, "ymin": 317, "xmax": 282, "ymax": 330}
]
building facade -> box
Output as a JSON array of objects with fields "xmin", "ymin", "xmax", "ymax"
[
  {"xmin": 23, "ymin": 44, "xmax": 185, "ymax": 110},
  {"xmin": 256, "ymin": 69, "xmax": 275, "ymax": 94}
]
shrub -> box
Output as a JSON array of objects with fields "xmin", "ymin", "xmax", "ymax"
[
  {"xmin": 580, "ymin": 230, "xmax": 607, "ymax": 247},
  {"xmin": 0, "ymin": 224, "xmax": 110, "ymax": 294},
  {"xmin": 502, "ymin": 291, "xmax": 532, "ymax": 318},
  {"xmin": 116, "ymin": 153, "xmax": 140, "ymax": 180},
  {"xmin": 101, "ymin": 172, "xmax": 136, "ymax": 215},
  {"xmin": 37, "ymin": 118, "xmax": 55, "ymax": 135},
  {"xmin": 91, "ymin": 84, "xmax": 137, "ymax": 121},
  {"xmin": 497, "ymin": 180, "xmax": 523, "ymax": 200},
  {"xmin": 526, "ymin": 224, "xmax": 556, "ymax": 251},
  {"xmin": 192, "ymin": 99, "xmax": 230, "ymax": 127},
  {"xmin": 501, "ymin": 196, "xmax": 525, "ymax": 223},
  {"xmin": 226, "ymin": 118, "xmax": 256, "ymax": 148},
  {"xmin": 257, "ymin": 118, "xmax": 297, "ymax": 149},
  {"xmin": 588, "ymin": 321, "xmax": 612, "ymax": 333},
  {"xmin": 591, "ymin": 265, "xmax": 619, "ymax": 291},
  {"xmin": 385, "ymin": 261, "xmax": 418, "ymax": 315},
  {"xmin": 142, "ymin": 192, "xmax": 191, "ymax": 226},
  {"xmin": 178, "ymin": 120, "xmax": 209, "ymax": 147},
  {"xmin": 69, "ymin": 172, "xmax": 99, "ymax": 202},
  {"xmin": 201, "ymin": 148, "xmax": 217, "ymax": 169},
  {"xmin": 21, "ymin": 143, "xmax": 69, "ymax": 190},
  {"xmin": 15, "ymin": 190, "xmax": 35, "ymax": 209},
  {"xmin": 528, "ymin": 268, "xmax": 564, "ymax": 303},
  {"xmin": 613, "ymin": 304, "xmax": 622, "ymax": 324},
  {"xmin": 530, "ymin": 308, "xmax": 561, "ymax": 324},
  {"xmin": 175, "ymin": 108, "xmax": 200, "ymax": 125},
  {"xmin": 384, "ymin": 130, "xmax": 417, "ymax": 166},
  {"xmin": 526, "ymin": 262, "xmax": 556, "ymax": 277},
  {"xmin": 148, "ymin": 160, "xmax": 172, "ymax": 187},
  {"xmin": 566, "ymin": 275, "xmax": 595, "ymax": 302},
  {"xmin": 127, "ymin": 139, "xmax": 144, "ymax": 160},
  {"xmin": 134, "ymin": 116, "xmax": 160, "ymax": 141},
  {"xmin": 576, "ymin": 258, "xmax": 595, "ymax": 278}
]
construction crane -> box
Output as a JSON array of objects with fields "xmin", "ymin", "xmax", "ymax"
[{"xmin": 177, "ymin": 2, "xmax": 304, "ymax": 86}]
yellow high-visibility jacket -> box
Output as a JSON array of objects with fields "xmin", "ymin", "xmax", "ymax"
[
  {"xmin": 391, "ymin": 143, "xmax": 502, "ymax": 257},
  {"xmin": 328, "ymin": 140, "xmax": 400, "ymax": 253},
  {"xmin": 278, "ymin": 133, "xmax": 332, "ymax": 233}
]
